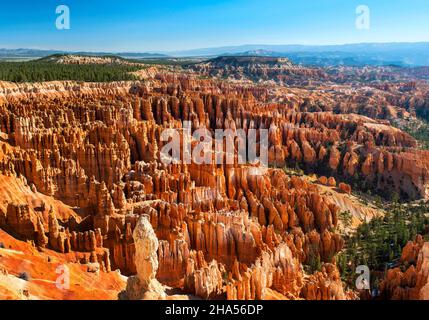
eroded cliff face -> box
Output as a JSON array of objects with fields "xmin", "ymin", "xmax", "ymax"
[
  {"xmin": 0, "ymin": 72, "xmax": 427, "ymax": 300},
  {"xmin": 190, "ymin": 56, "xmax": 327, "ymax": 86},
  {"xmin": 379, "ymin": 236, "xmax": 429, "ymax": 300},
  {"xmin": 0, "ymin": 227, "xmax": 125, "ymax": 300}
]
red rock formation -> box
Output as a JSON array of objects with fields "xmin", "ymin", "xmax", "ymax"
[
  {"xmin": 380, "ymin": 236, "xmax": 429, "ymax": 300},
  {"xmin": 338, "ymin": 183, "xmax": 352, "ymax": 194},
  {"xmin": 1, "ymin": 72, "xmax": 428, "ymax": 300}
]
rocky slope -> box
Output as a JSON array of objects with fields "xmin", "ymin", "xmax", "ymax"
[
  {"xmin": 380, "ymin": 235, "xmax": 429, "ymax": 300},
  {"xmin": 0, "ymin": 228, "xmax": 126, "ymax": 300}
]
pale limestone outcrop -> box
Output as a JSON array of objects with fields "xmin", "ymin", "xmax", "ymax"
[{"xmin": 124, "ymin": 215, "xmax": 165, "ymax": 300}]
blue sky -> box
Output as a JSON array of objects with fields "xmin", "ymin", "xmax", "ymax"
[{"xmin": 1, "ymin": 0, "xmax": 428, "ymax": 52}]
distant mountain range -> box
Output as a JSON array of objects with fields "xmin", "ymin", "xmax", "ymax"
[
  {"xmin": 1, "ymin": 42, "xmax": 429, "ymax": 67},
  {"xmin": 169, "ymin": 43, "xmax": 429, "ymax": 67}
]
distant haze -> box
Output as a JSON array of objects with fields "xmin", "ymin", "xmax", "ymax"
[
  {"xmin": 167, "ymin": 42, "xmax": 429, "ymax": 66},
  {"xmin": 1, "ymin": 42, "xmax": 429, "ymax": 67}
]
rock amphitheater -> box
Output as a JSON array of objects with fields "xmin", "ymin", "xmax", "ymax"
[{"xmin": 1, "ymin": 61, "xmax": 429, "ymax": 300}]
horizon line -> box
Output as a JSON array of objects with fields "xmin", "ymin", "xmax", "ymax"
[{"xmin": 1, "ymin": 41, "xmax": 429, "ymax": 55}]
